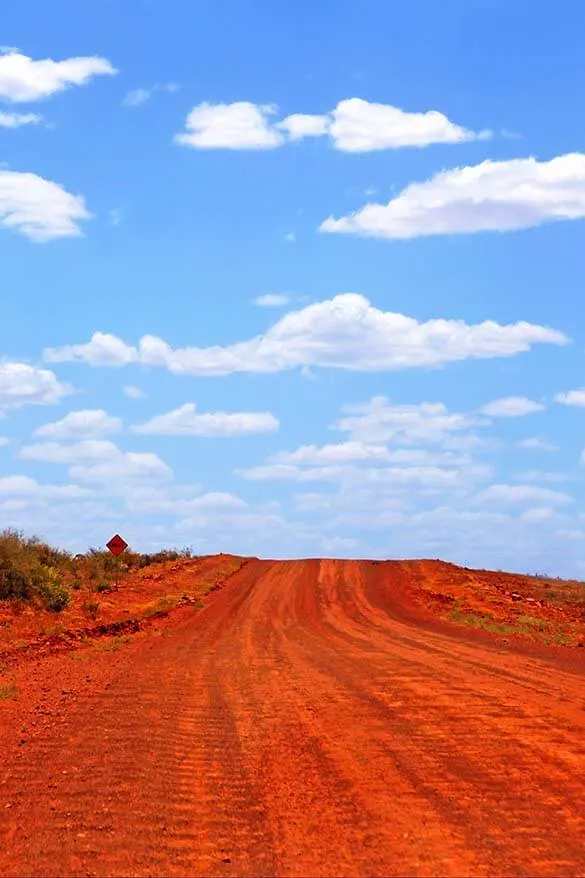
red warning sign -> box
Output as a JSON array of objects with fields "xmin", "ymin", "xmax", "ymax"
[{"xmin": 106, "ymin": 534, "xmax": 128, "ymax": 556}]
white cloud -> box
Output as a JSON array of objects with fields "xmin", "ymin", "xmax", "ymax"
[
  {"xmin": 556, "ymin": 389, "xmax": 585, "ymax": 407},
  {"xmin": 333, "ymin": 398, "xmax": 480, "ymax": 445},
  {"xmin": 277, "ymin": 113, "xmax": 329, "ymax": 139},
  {"xmin": 519, "ymin": 507, "xmax": 556, "ymax": 523},
  {"xmin": 122, "ymin": 88, "xmax": 150, "ymax": 107},
  {"xmin": 19, "ymin": 439, "xmax": 171, "ymax": 484},
  {"xmin": 512, "ymin": 470, "xmax": 570, "ymax": 484},
  {"xmin": 0, "ymin": 474, "xmax": 87, "ymax": 501},
  {"xmin": 325, "ymin": 97, "xmax": 489, "ymax": 152},
  {"xmin": 0, "ymin": 50, "xmax": 116, "ymax": 102},
  {"xmin": 320, "ymin": 154, "xmax": 585, "ymax": 239},
  {"xmin": 33, "ymin": 409, "xmax": 121, "ymax": 439},
  {"xmin": 252, "ymin": 293, "xmax": 290, "ymax": 307},
  {"xmin": 122, "ymin": 83, "xmax": 179, "ymax": 107},
  {"xmin": 239, "ymin": 461, "xmax": 492, "ymax": 490},
  {"xmin": 175, "ymin": 97, "xmax": 485, "ymax": 152},
  {"xmin": 175, "ymin": 101, "xmax": 284, "ymax": 149},
  {"xmin": 519, "ymin": 437, "xmax": 558, "ymax": 451},
  {"xmin": 0, "ymin": 437, "xmax": 9, "ymax": 446},
  {"xmin": 123, "ymin": 385, "xmax": 146, "ymax": 399},
  {"xmin": 270, "ymin": 441, "xmax": 468, "ymax": 466},
  {"xmin": 43, "ymin": 294, "xmax": 568, "ymax": 376},
  {"xmin": 132, "ymin": 402, "xmax": 279, "ymax": 437},
  {"xmin": 0, "ymin": 170, "xmax": 91, "ymax": 241},
  {"xmin": 0, "ymin": 110, "xmax": 42, "ymax": 127},
  {"xmin": 479, "ymin": 396, "xmax": 544, "ymax": 417},
  {"xmin": 474, "ymin": 484, "xmax": 573, "ymax": 507},
  {"xmin": 285, "ymin": 231, "xmax": 296, "ymax": 242},
  {"xmin": 0, "ymin": 361, "xmax": 72, "ymax": 410},
  {"xmin": 109, "ymin": 207, "xmax": 123, "ymax": 227}
]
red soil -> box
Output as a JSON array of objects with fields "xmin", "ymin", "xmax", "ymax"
[{"xmin": 1, "ymin": 558, "xmax": 585, "ymax": 877}]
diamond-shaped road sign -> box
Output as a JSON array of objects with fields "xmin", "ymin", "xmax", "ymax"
[{"xmin": 106, "ymin": 534, "xmax": 128, "ymax": 556}]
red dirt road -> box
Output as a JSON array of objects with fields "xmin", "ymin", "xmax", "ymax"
[{"xmin": 1, "ymin": 559, "xmax": 585, "ymax": 877}]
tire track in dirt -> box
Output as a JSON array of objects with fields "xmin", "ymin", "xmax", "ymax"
[{"xmin": 1, "ymin": 558, "xmax": 585, "ymax": 877}]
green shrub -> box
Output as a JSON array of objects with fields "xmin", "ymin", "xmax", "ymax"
[{"xmin": 35, "ymin": 566, "xmax": 71, "ymax": 613}]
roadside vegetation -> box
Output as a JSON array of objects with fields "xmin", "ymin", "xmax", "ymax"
[{"xmin": 0, "ymin": 528, "xmax": 194, "ymax": 614}]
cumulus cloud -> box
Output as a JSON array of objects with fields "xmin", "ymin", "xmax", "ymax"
[
  {"xmin": 252, "ymin": 293, "xmax": 290, "ymax": 307},
  {"xmin": 323, "ymin": 97, "xmax": 488, "ymax": 152},
  {"xmin": 122, "ymin": 82, "xmax": 179, "ymax": 107},
  {"xmin": 519, "ymin": 437, "xmax": 558, "ymax": 451},
  {"xmin": 33, "ymin": 409, "xmax": 122, "ymax": 439},
  {"xmin": 239, "ymin": 461, "xmax": 492, "ymax": 489},
  {"xmin": 277, "ymin": 113, "xmax": 329, "ymax": 140},
  {"xmin": 556, "ymin": 389, "xmax": 585, "ymax": 407},
  {"xmin": 132, "ymin": 402, "xmax": 279, "ymax": 437},
  {"xmin": 270, "ymin": 441, "xmax": 468, "ymax": 466},
  {"xmin": 0, "ymin": 50, "xmax": 116, "ymax": 102},
  {"xmin": 479, "ymin": 396, "xmax": 544, "ymax": 417},
  {"xmin": 19, "ymin": 439, "xmax": 171, "ymax": 483},
  {"xmin": 0, "ymin": 110, "xmax": 42, "ymax": 127},
  {"xmin": 0, "ymin": 361, "xmax": 72, "ymax": 410},
  {"xmin": 474, "ymin": 484, "xmax": 573, "ymax": 507},
  {"xmin": 320, "ymin": 154, "xmax": 585, "ymax": 239},
  {"xmin": 43, "ymin": 294, "xmax": 568, "ymax": 375},
  {"xmin": 0, "ymin": 170, "xmax": 91, "ymax": 241},
  {"xmin": 0, "ymin": 474, "xmax": 87, "ymax": 500},
  {"xmin": 333, "ymin": 398, "xmax": 481, "ymax": 445},
  {"xmin": 175, "ymin": 101, "xmax": 284, "ymax": 149},
  {"xmin": 175, "ymin": 97, "xmax": 485, "ymax": 152},
  {"xmin": 123, "ymin": 385, "xmax": 146, "ymax": 399}
]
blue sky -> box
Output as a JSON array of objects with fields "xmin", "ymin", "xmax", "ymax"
[{"xmin": 1, "ymin": 0, "xmax": 585, "ymax": 575}]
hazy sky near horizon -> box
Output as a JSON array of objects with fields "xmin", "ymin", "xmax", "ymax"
[{"xmin": 2, "ymin": 0, "xmax": 585, "ymax": 576}]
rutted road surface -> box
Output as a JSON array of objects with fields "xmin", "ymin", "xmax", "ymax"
[{"xmin": 1, "ymin": 559, "xmax": 585, "ymax": 877}]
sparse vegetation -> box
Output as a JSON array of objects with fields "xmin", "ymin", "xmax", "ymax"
[
  {"xmin": 0, "ymin": 682, "xmax": 17, "ymax": 701},
  {"xmin": 0, "ymin": 529, "xmax": 195, "ymax": 613},
  {"xmin": 81, "ymin": 599, "xmax": 100, "ymax": 621}
]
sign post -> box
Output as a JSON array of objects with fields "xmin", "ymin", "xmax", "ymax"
[{"xmin": 106, "ymin": 534, "xmax": 128, "ymax": 590}]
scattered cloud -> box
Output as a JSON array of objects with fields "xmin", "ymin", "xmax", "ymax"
[
  {"xmin": 474, "ymin": 484, "xmax": 573, "ymax": 507},
  {"xmin": 277, "ymin": 112, "xmax": 329, "ymax": 139},
  {"xmin": 0, "ymin": 474, "xmax": 87, "ymax": 501},
  {"xmin": 109, "ymin": 207, "xmax": 124, "ymax": 226},
  {"xmin": 175, "ymin": 101, "xmax": 284, "ymax": 150},
  {"xmin": 284, "ymin": 231, "xmax": 296, "ymax": 243},
  {"xmin": 556, "ymin": 388, "xmax": 585, "ymax": 407},
  {"xmin": 42, "ymin": 293, "xmax": 568, "ymax": 375},
  {"xmin": 122, "ymin": 87, "xmax": 150, "ymax": 107},
  {"xmin": 500, "ymin": 129, "xmax": 523, "ymax": 140},
  {"xmin": 19, "ymin": 439, "xmax": 172, "ymax": 484},
  {"xmin": 175, "ymin": 97, "xmax": 486, "ymax": 152},
  {"xmin": 479, "ymin": 396, "xmax": 544, "ymax": 417},
  {"xmin": 0, "ymin": 170, "xmax": 91, "ymax": 241},
  {"xmin": 132, "ymin": 402, "xmax": 279, "ymax": 437},
  {"xmin": 0, "ymin": 361, "xmax": 72, "ymax": 410},
  {"xmin": 519, "ymin": 437, "xmax": 558, "ymax": 451},
  {"xmin": 122, "ymin": 82, "xmax": 179, "ymax": 107},
  {"xmin": 0, "ymin": 437, "xmax": 8, "ymax": 446},
  {"xmin": 512, "ymin": 470, "xmax": 571, "ymax": 483},
  {"xmin": 0, "ymin": 50, "xmax": 116, "ymax": 102},
  {"xmin": 252, "ymin": 293, "xmax": 290, "ymax": 307},
  {"xmin": 0, "ymin": 110, "xmax": 42, "ymax": 128},
  {"xmin": 123, "ymin": 385, "xmax": 146, "ymax": 399},
  {"xmin": 320, "ymin": 154, "xmax": 585, "ymax": 239},
  {"xmin": 322, "ymin": 97, "xmax": 490, "ymax": 152},
  {"xmin": 33, "ymin": 409, "xmax": 122, "ymax": 439}
]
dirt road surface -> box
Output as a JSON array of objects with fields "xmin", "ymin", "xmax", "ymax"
[{"xmin": 2, "ymin": 559, "xmax": 585, "ymax": 877}]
